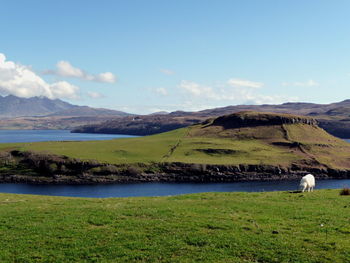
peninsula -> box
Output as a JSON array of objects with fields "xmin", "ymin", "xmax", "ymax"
[{"xmin": 0, "ymin": 111, "xmax": 349, "ymax": 184}]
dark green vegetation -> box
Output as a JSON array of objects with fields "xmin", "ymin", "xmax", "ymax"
[{"xmin": 0, "ymin": 190, "xmax": 349, "ymax": 262}]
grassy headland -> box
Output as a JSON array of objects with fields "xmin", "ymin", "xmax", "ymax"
[
  {"xmin": 0, "ymin": 190, "xmax": 349, "ymax": 262},
  {"xmin": 1, "ymin": 112, "xmax": 349, "ymax": 166},
  {"xmin": 0, "ymin": 112, "xmax": 349, "ymax": 183}
]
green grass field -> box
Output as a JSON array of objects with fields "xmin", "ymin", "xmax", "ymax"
[
  {"xmin": 0, "ymin": 127, "xmax": 300, "ymax": 166},
  {"xmin": 0, "ymin": 128, "xmax": 189, "ymax": 165},
  {"xmin": 0, "ymin": 190, "xmax": 349, "ymax": 262}
]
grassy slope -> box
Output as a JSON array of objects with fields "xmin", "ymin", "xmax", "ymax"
[
  {"xmin": 0, "ymin": 121, "xmax": 349, "ymax": 168},
  {"xmin": 0, "ymin": 190, "xmax": 349, "ymax": 262},
  {"xmin": 0, "ymin": 128, "xmax": 187, "ymax": 165},
  {"xmin": 284, "ymin": 124, "xmax": 350, "ymax": 168}
]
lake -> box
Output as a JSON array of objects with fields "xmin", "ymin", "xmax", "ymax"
[
  {"xmin": 0, "ymin": 129, "xmax": 135, "ymax": 143},
  {"xmin": 0, "ymin": 180, "xmax": 349, "ymax": 198}
]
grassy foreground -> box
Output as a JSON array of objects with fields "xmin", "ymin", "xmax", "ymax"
[{"xmin": 0, "ymin": 190, "xmax": 349, "ymax": 262}]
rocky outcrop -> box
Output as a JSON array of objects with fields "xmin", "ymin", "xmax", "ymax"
[
  {"xmin": 0, "ymin": 150, "xmax": 349, "ymax": 184},
  {"xmin": 211, "ymin": 112, "xmax": 318, "ymax": 129}
]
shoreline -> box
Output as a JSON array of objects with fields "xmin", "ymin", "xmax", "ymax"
[
  {"xmin": 1, "ymin": 150, "xmax": 349, "ymax": 185},
  {"xmin": 0, "ymin": 178, "xmax": 349, "ymax": 199},
  {"xmin": 1, "ymin": 170, "xmax": 349, "ymax": 185}
]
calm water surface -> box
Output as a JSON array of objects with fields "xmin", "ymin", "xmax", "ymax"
[
  {"xmin": 0, "ymin": 129, "xmax": 135, "ymax": 143},
  {"xmin": 0, "ymin": 180, "xmax": 349, "ymax": 198}
]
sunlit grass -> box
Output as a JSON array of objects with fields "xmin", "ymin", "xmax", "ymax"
[
  {"xmin": 0, "ymin": 123, "xmax": 349, "ymax": 168},
  {"xmin": 0, "ymin": 190, "xmax": 348, "ymax": 262}
]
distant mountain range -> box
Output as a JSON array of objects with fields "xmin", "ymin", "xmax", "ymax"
[
  {"xmin": 0, "ymin": 95, "xmax": 349, "ymax": 138},
  {"xmin": 73, "ymin": 99, "xmax": 350, "ymax": 138},
  {"xmin": 0, "ymin": 95, "xmax": 130, "ymax": 118},
  {"xmin": 195, "ymin": 100, "xmax": 350, "ymax": 117}
]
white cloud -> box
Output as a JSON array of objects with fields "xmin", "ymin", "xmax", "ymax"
[
  {"xmin": 49, "ymin": 81, "xmax": 80, "ymax": 99},
  {"xmin": 179, "ymin": 78, "xmax": 297, "ymax": 105},
  {"xmin": 87, "ymin": 91, "xmax": 104, "ymax": 99},
  {"xmin": 160, "ymin": 69, "xmax": 175, "ymax": 75},
  {"xmin": 46, "ymin": 60, "xmax": 117, "ymax": 83},
  {"xmin": 227, "ymin": 78, "xmax": 264, "ymax": 88},
  {"xmin": 56, "ymin": 60, "xmax": 84, "ymax": 78},
  {"xmin": 0, "ymin": 53, "xmax": 80, "ymax": 99},
  {"xmin": 95, "ymin": 72, "xmax": 116, "ymax": 83},
  {"xmin": 108, "ymin": 104, "xmax": 205, "ymax": 115},
  {"xmin": 154, "ymin": 87, "xmax": 168, "ymax": 96},
  {"xmin": 282, "ymin": 79, "xmax": 319, "ymax": 87},
  {"xmin": 179, "ymin": 81, "xmax": 218, "ymax": 99}
]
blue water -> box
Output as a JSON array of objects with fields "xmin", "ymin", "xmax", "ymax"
[
  {"xmin": 0, "ymin": 129, "xmax": 135, "ymax": 143},
  {"xmin": 0, "ymin": 180, "xmax": 349, "ymax": 198},
  {"xmin": 0, "ymin": 130, "xmax": 348, "ymax": 144}
]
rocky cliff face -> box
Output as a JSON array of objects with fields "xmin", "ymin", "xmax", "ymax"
[
  {"xmin": 211, "ymin": 112, "xmax": 318, "ymax": 129},
  {"xmin": 0, "ymin": 150, "xmax": 349, "ymax": 184}
]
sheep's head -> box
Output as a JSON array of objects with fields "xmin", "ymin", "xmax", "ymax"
[{"xmin": 299, "ymin": 182, "xmax": 307, "ymax": 190}]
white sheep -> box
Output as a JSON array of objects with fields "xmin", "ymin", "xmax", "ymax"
[{"xmin": 299, "ymin": 174, "xmax": 315, "ymax": 192}]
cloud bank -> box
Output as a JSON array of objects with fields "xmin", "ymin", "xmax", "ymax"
[
  {"xmin": 227, "ymin": 78, "xmax": 263, "ymax": 88},
  {"xmin": 179, "ymin": 78, "xmax": 297, "ymax": 105},
  {"xmin": 0, "ymin": 53, "xmax": 79, "ymax": 99},
  {"xmin": 282, "ymin": 79, "xmax": 319, "ymax": 87},
  {"xmin": 46, "ymin": 61, "xmax": 117, "ymax": 83},
  {"xmin": 87, "ymin": 91, "xmax": 105, "ymax": 99},
  {"xmin": 160, "ymin": 69, "xmax": 175, "ymax": 75}
]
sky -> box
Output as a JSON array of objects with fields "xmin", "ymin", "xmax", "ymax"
[{"xmin": 0, "ymin": 0, "xmax": 349, "ymax": 114}]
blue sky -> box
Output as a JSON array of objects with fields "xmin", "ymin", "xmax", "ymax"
[{"xmin": 0, "ymin": 0, "xmax": 349, "ymax": 113}]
